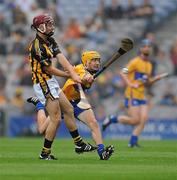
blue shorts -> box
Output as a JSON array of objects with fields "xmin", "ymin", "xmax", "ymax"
[
  {"xmin": 124, "ymin": 98, "xmax": 147, "ymax": 108},
  {"xmin": 70, "ymin": 100, "xmax": 88, "ymax": 119}
]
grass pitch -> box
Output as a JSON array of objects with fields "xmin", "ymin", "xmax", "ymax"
[{"xmin": 0, "ymin": 138, "xmax": 176, "ymax": 180}]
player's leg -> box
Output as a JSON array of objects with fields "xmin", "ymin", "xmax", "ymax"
[
  {"xmin": 59, "ymin": 91, "xmax": 97, "ymax": 153},
  {"xmin": 130, "ymin": 104, "xmax": 148, "ymax": 147},
  {"xmin": 40, "ymin": 98, "xmax": 61, "ymax": 160},
  {"xmin": 27, "ymin": 97, "xmax": 49, "ymax": 134},
  {"xmin": 37, "ymin": 112, "xmax": 50, "ymax": 135},
  {"xmin": 119, "ymin": 105, "xmax": 140, "ymax": 125},
  {"xmin": 78, "ymin": 109, "xmax": 114, "ymax": 160},
  {"xmin": 102, "ymin": 100, "xmax": 140, "ymax": 131},
  {"xmin": 79, "ymin": 109, "xmax": 103, "ymax": 145}
]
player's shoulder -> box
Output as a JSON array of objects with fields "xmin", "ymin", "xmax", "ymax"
[
  {"xmin": 74, "ymin": 64, "xmax": 85, "ymax": 71},
  {"xmin": 31, "ymin": 36, "xmax": 43, "ymax": 47},
  {"xmin": 128, "ymin": 56, "xmax": 140, "ymax": 65}
]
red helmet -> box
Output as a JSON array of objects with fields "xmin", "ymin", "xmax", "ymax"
[{"xmin": 32, "ymin": 14, "xmax": 54, "ymax": 28}]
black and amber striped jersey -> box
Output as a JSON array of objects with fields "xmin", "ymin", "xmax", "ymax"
[{"xmin": 28, "ymin": 35, "xmax": 61, "ymax": 84}]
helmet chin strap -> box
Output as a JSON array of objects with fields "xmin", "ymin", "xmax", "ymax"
[{"xmin": 45, "ymin": 31, "xmax": 54, "ymax": 37}]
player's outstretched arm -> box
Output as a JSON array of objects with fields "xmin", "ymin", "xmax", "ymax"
[
  {"xmin": 147, "ymin": 72, "xmax": 169, "ymax": 86},
  {"xmin": 43, "ymin": 65, "xmax": 70, "ymax": 78},
  {"xmin": 119, "ymin": 70, "xmax": 139, "ymax": 88},
  {"xmin": 56, "ymin": 53, "xmax": 81, "ymax": 83}
]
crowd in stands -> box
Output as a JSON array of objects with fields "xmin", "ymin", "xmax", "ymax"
[{"xmin": 0, "ymin": 0, "xmax": 177, "ymax": 136}]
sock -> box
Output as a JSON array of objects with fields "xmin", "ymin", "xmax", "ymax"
[
  {"xmin": 41, "ymin": 138, "xmax": 53, "ymax": 155},
  {"xmin": 36, "ymin": 102, "xmax": 44, "ymax": 111},
  {"xmin": 70, "ymin": 129, "xmax": 84, "ymax": 146},
  {"xmin": 129, "ymin": 135, "xmax": 138, "ymax": 145},
  {"xmin": 110, "ymin": 115, "xmax": 118, "ymax": 123},
  {"xmin": 97, "ymin": 144, "xmax": 105, "ymax": 155}
]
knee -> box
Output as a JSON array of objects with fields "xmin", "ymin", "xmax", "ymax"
[
  {"xmin": 52, "ymin": 110, "xmax": 60, "ymax": 121},
  {"xmin": 141, "ymin": 115, "xmax": 148, "ymax": 122},
  {"xmin": 64, "ymin": 104, "xmax": 74, "ymax": 116},
  {"xmin": 138, "ymin": 116, "xmax": 148, "ymax": 128},
  {"xmin": 49, "ymin": 110, "xmax": 61, "ymax": 125},
  {"xmin": 130, "ymin": 117, "xmax": 140, "ymax": 125}
]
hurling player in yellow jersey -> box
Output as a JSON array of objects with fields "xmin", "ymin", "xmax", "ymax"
[
  {"xmin": 27, "ymin": 14, "xmax": 96, "ymax": 160},
  {"xmin": 102, "ymin": 39, "xmax": 164, "ymax": 147},
  {"xmin": 62, "ymin": 51, "xmax": 114, "ymax": 160}
]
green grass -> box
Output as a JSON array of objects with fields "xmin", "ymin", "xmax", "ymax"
[{"xmin": 0, "ymin": 138, "xmax": 176, "ymax": 180}]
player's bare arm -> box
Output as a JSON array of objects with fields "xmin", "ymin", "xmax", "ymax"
[
  {"xmin": 119, "ymin": 70, "xmax": 139, "ymax": 88},
  {"xmin": 146, "ymin": 72, "xmax": 169, "ymax": 86},
  {"xmin": 56, "ymin": 53, "xmax": 81, "ymax": 83},
  {"xmin": 43, "ymin": 65, "xmax": 70, "ymax": 78}
]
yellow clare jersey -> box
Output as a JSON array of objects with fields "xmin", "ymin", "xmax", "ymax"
[
  {"xmin": 125, "ymin": 56, "xmax": 152, "ymax": 100},
  {"xmin": 62, "ymin": 64, "xmax": 90, "ymax": 101}
]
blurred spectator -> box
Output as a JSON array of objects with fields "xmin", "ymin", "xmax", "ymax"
[
  {"xmin": 0, "ymin": 13, "xmax": 11, "ymax": 38},
  {"xmin": 170, "ymin": 38, "xmax": 177, "ymax": 75},
  {"xmin": 81, "ymin": 16, "xmax": 95, "ymax": 35},
  {"xmin": 134, "ymin": 0, "xmax": 154, "ymax": 19},
  {"xmin": 0, "ymin": 67, "xmax": 6, "ymax": 90},
  {"xmin": 9, "ymin": 29, "xmax": 27, "ymax": 55},
  {"xmin": 0, "ymin": 89, "xmax": 7, "ymax": 108},
  {"xmin": 94, "ymin": 0, "xmax": 107, "ymax": 29},
  {"xmin": 65, "ymin": 44, "xmax": 81, "ymax": 65},
  {"xmin": 134, "ymin": 0, "xmax": 154, "ymax": 32},
  {"xmin": 105, "ymin": 0, "xmax": 123, "ymax": 19},
  {"xmin": 14, "ymin": 0, "xmax": 35, "ymax": 13},
  {"xmin": 46, "ymin": 2, "xmax": 63, "ymax": 29},
  {"xmin": 159, "ymin": 88, "xmax": 177, "ymax": 106},
  {"xmin": 61, "ymin": 18, "xmax": 83, "ymax": 41},
  {"xmin": 86, "ymin": 21, "xmax": 108, "ymax": 43},
  {"xmin": 36, "ymin": 0, "xmax": 48, "ymax": 9},
  {"xmin": 96, "ymin": 71, "xmax": 115, "ymax": 99},
  {"xmin": 11, "ymin": 5, "xmax": 27, "ymax": 25},
  {"xmin": 0, "ymin": 35, "xmax": 7, "ymax": 55},
  {"xmin": 15, "ymin": 56, "xmax": 32, "ymax": 86},
  {"xmin": 26, "ymin": 2, "xmax": 44, "ymax": 24},
  {"xmin": 0, "ymin": 67, "xmax": 7, "ymax": 107},
  {"xmin": 10, "ymin": 87, "xmax": 25, "ymax": 110},
  {"xmin": 124, "ymin": 0, "xmax": 136, "ymax": 19},
  {"xmin": 111, "ymin": 70, "xmax": 125, "ymax": 94}
]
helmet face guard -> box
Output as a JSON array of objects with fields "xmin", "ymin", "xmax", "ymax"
[{"xmin": 31, "ymin": 14, "xmax": 55, "ymax": 37}]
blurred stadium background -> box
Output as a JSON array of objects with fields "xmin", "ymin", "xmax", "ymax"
[{"xmin": 0, "ymin": 0, "xmax": 177, "ymax": 140}]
